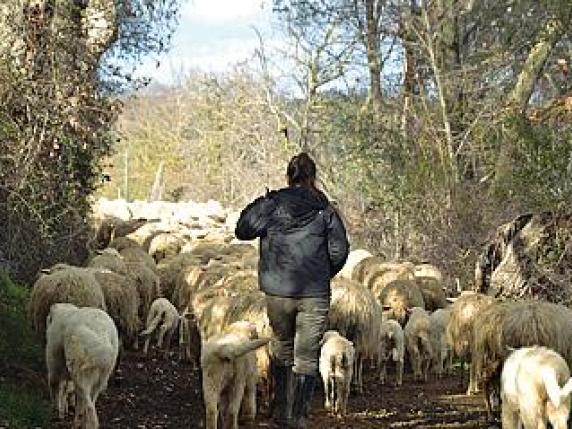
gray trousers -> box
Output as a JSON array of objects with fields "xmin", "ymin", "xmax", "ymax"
[{"xmin": 266, "ymin": 295, "xmax": 330, "ymax": 376}]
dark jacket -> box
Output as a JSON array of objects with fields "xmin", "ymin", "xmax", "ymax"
[{"xmin": 235, "ymin": 187, "xmax": 350, "ymax": 297}]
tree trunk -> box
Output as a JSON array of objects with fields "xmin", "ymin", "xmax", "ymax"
[
  {"xmin": 365, "ymin": 0, "xmax": 382, "ymax": 117},
  {"xmin": 508, "ymin": 17, "xmax": 565, "ymax": 112},
  {"xmin": 496, "ymin": 15, "xmax": 567, "ymax": 183},
  {"xmin": 149, "ymin": 161, "xmax": 165, "ymax": 202}
]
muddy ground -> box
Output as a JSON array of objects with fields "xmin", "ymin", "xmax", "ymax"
[{"xmin": 47, "ymin": 348, "xmax": 492, "ymax": 429}]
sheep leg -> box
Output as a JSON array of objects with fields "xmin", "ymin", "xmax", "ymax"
[
  {"xmin": 240, "ymin": 379, "xmax": 257, "ymax": 421},
  {"xmin": 340, "ymin": 380, "xmax": 350, "ymax": 417},
  {"xmin": 423, "ymin": 356, "xmax": 431, "ymax": 382},
  {"xmin": 162, "ymin": 328, "xmax": 174, "ymax": 357},
  {"xmin": 520, "ymin": 411, "xmax": 545, "ymax": 429},
  {"xmin": 225, "ymin": 380, "xmax": 246, "ymax": 429},
  {"xmin": 445, "ymin": 350, "xmax": 453, "ymax": 375},
  {"xmin": 323, "ymin": 374, "xmax": 332, "ymax": 411},
  {"xmin": 501, "ymin": 402, "xmax": 520, "ymax": 429},
  {"xmin": 467, "ymin": 358, "xmax": 479, "ymax": 395},
  {"xmin": 396, "ymin": 359, "xmax": 403, "ymax": 386},
  {"xmin": 73, "ymin": 382, "xmax": 90, "ymax": 429},
  {"xmin": 204, "ymin": 400, "xmax": 218, "ymax": 429},
  {"xmin": 203, "ymin": 378, "xmax": 220, "ymax": 429},
  {"xmin": 357, "ymin": 354, "xmax": 364, "ymax": 393},
  {"xmin": 379, "ymin": 359, "xmax": 387, "ymax": 384},
  {"xmin": 142, "ymin": 335, "xmax": 151, "ymax": 356},
  {"xmin": 411, "ymin": 348, "xmax": 421, "ymax": 380},
  {"xmin": 157, "ymin": 325, "xmax": 167, "ymax": 349},
  {"xmin": 56, "ymin": 380, "xmax": 70, "ymax": 419}
]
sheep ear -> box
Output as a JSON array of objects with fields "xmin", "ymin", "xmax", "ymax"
[
  {"xmin": 446, "ymin": 297, "xmax": 458, "ymax": 303},
  {"xmin": 95, "ymin": 249, "xmax": 105, "ymax": 255}
]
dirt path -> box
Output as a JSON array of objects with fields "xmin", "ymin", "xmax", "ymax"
[{"xmin": 50, "ymin": 349, "xmax": 492, "ymax": 428}]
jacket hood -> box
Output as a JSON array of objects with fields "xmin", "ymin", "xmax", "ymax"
[{"xmin": 270, "ymin": 187, "xmax": 329, "ymax": 231}]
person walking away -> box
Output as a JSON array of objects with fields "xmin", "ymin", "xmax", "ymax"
[{"xmin": 235, "ymin": 152, "xmax": 350, "ymax": 428}]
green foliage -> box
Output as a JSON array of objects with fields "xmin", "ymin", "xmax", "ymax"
[
  {"xmin": 0, "ymin": 273, "xmax": 43, "ymax": 370},
  {"xmin": 503, "ymin": 116, "xmax": 572, "ymax": 209},
  {"xmin": 0, "ymin": 385, "xmax": 50, "ymax": 429},
  {"xmin": 0, "ymin": 273, "xmax": 50, "ymax": 429}
]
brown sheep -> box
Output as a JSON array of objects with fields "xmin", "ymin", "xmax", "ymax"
[
  {"xmin": 28, "ymin": 264, "xmax": 106, "ymax": 339},
  {"xmin": 445, "ymin": 291, "xmax": 495, "ymax": 395},
  {"xmin": 378, "ymin": 279, "xmax": 425, "ymax": 326}
]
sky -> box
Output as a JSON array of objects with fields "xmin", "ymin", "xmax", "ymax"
[{"xmin": 137, "ymin": 0, "xmax": 276, "ymax": 84}]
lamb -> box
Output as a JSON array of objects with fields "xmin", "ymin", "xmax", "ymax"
[
  {"xmin": 378, "ymin": 319, "xmax": 405, "ymax": 386},
  {"xmin": 429, "ymin": 308, "xmax": 452, "ymax": 377},
  {"xmin": 201, "ymin": 320, "xmax": 271, "ymax": 429},
  {"xmin": 140, "ymin": 297, "xmax": 181, "ymax": 355},
  {"xmin": 46, "ymin": 303, "xmax": 119, "ymax": 428},
  {"xmin": 445, "ymin": 291, "xmax": 495, "ymax": 394},
  {"xmin": 501, "ymin": 346, "xmax": 572, "ymax": 429},
  {"xmin": 403, "ymin": 307, "xmax": 433, "ymax": 382},
  {"xmin": 319, "ymin": 330, "xmax": 355, "ymax": 417},
  {"xmin": 29, "ymin": 264, "xmax": 106, "ymax": 339}
]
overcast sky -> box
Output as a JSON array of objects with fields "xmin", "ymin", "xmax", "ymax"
[{"xmin": 138, "ymin": 0, "xmax": 275, "ymax": 84}]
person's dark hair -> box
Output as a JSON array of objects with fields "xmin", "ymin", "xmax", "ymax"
[{"xmin": 287, "ymin": 152, "xmax": 318, "ymax": 192}]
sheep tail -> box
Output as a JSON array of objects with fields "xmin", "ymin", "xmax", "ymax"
[
  {"xmin": 215, "ymin": 337, "xmax": 271, "ymax": 360},
  {"xmin": 542, "ymin": 368, "xmax": 566, "ymax": 408},
  {"xmin": 419, "ymin": 332, "xmax": 432, "ymax": 355},
  {"xmin": 560, "ymin": 377, "xmax": 572, "ymax": 398},
  {"xmin": 140, "ymin": 311, "xmax": 162, "ymax": 337}
]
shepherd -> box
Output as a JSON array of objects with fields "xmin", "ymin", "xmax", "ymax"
[{"xmin": 235, "ymin": 152, "xmax": 350, "ymax": 428}]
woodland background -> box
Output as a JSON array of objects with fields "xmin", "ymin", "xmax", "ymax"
[{"xmin": 1, "ymin": 0, "xmax": 571, "ymax": 287}]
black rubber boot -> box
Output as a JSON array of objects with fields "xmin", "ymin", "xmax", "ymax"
[
  {"xmin": 270, "ymin": 363, "xmax": 293, "ymax": 428},
  {"xmin": 290, "ymin": 373, "xmax": 317, "ymax": 429}
]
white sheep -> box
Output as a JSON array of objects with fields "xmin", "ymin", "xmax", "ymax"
[
  {"xmin": 46, "ymin": 303, "xmax": 119, "ymax": 429},
  {"xmin": 378, "ymin": 319, "xmax": 405, "ymax": 386},
  {"xmin": 140, "ymin": 297, "xmax": 181, "ymax": 355},
  {"xmin": 501, "ymin": 346, "xmax": 572, "ymax": 429},
  {"xmin": 201, "ymin": 320, "xmax": 270, "ymax": 429},
  {"xmin": 429, "ymin": 308, "xmax": 453, "ymax": 378},
  {"xmin": 404, "ymin": 307, "xmax": 433, "ymax": 382},
  {"xmin": 319, "ymin": 330, "xmax": 355, "ymax": 417}
]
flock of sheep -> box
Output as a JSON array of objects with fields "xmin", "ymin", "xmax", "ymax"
[{"xmin": 26, "ymin": 197, "xmax": 572, "ymax": 428}]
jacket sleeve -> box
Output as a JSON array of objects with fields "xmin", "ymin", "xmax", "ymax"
[
  {"xmin": 235, "ymin": 194, "xmax": 276, "ymax": 240},
  {"xmin": 325, "ymin": 206, "xmax": 350, "ymax": 278}
]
